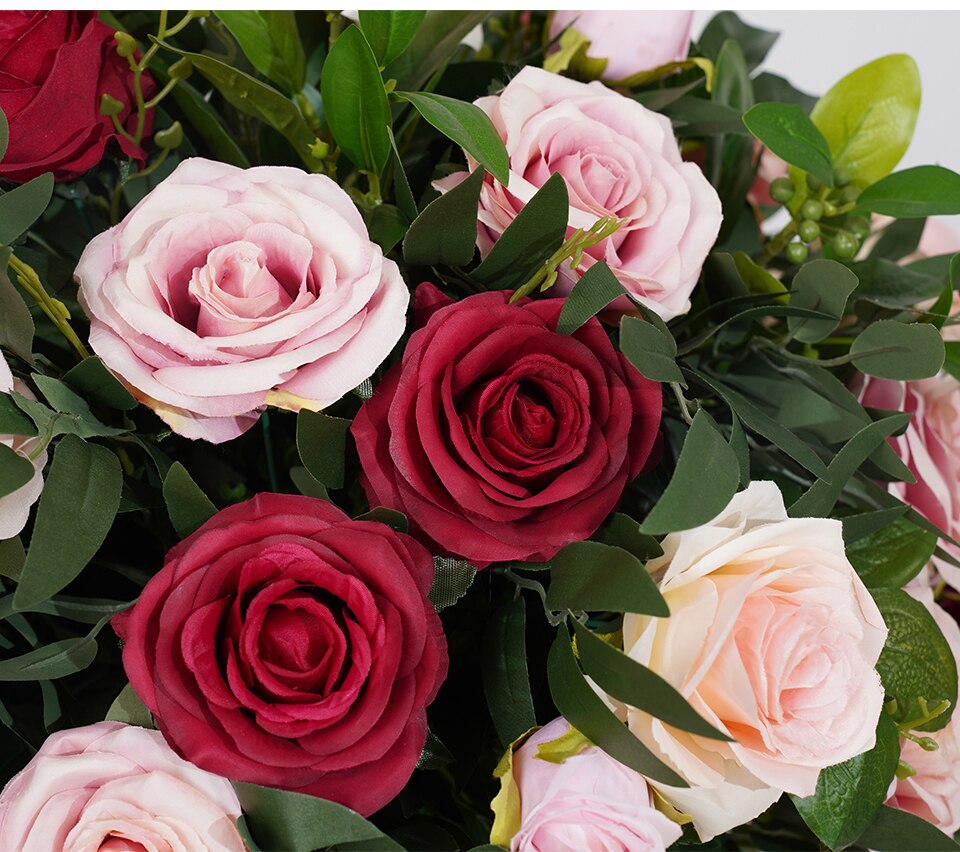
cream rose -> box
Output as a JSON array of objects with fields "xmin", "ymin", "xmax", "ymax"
[
  {"xmin": 609, "ymin": 481, "xmax": 888, "ymax": 840},
  {"xmin": 0, "ymin": 721, "xmax": 244, "ymax": 850},
  {"xmin": 75, "ymin": 157, "xmax": 409, "ymax": 444},
  {"xmin": 435, "ymin": 67, "xmax": 722, "ymax": 320}
]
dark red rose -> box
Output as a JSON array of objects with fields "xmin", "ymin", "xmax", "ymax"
[
  {"xmin": 112, "ymin": 493, "xmax": 448, "ymax": 816},
  {"xmin": 0, "ymin": 11, "xmax": 150, "ymax": 182},
  {"xmin": 352, "ymin": 284, "xmax": 663, "ymax": 566}
]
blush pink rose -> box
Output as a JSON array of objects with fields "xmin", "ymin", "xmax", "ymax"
[
  {"xmin": 434, "ymin": 67, "xmax": 722, "ymax": 320},
  {"xmin": 0, "ymin": 359, "xmax": 47, "ymax": 540},
  {"xmin": 0, "ymin": 721, "xmax": 244, "ymax": 851},
  {"xmin": 503, "ymin": 717, "xmax": 682, "ymax": 851},
  {"xmin": 548, "ymin": 12, "xmax": 694, "ymax": 81},
  {"xmin": 75, "ymin": 157, "xmax": 409, "ymax": 444},
  {"xmin": 885, "ymin": 584, "xmax": 960, "ymax": 835},
  {"xmin": 605, "ymin": 481, "xmax": 888, "ymax": 841}
]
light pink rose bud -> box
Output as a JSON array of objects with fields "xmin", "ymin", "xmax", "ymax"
[
  {"xmin": 607, "ymin": 481, "xmax": 888, "ymax": 841},
  {"xmin": 75, "ymin": 157, "xmax": 409, "ymax": 444},
  {"xmin": 434, "ymin": 67, "xmax": 722, "ymax": 321},
  {"xmin": 0, "ymin": 359, "xmax": 47, "ymax": 539},
  {"xmin": 504, "ymin": 717, "xmax": 682, "ymax": 851},
  {"xmin": 0, "ymin": 721, "xmax": 245, "ymax": 851},
  {"xmin": 548, "ymin": 11, "xmax": 694, "ymax": 81}
]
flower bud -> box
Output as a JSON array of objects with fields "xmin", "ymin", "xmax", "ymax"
[
  {"xmin": 114, "ymin": 31, "xmax": 137, "ymax": 59},
  {"xmin": 99, "ymin": 93, "xmax": 124, "ymax": 117},
  {"xmin": 154, "ymin": 122, "xmax": 183, "ymax": 150}
]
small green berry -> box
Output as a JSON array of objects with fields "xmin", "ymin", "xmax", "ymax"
[
  {"xmin": 833, "ymin": 167, "xmax": 852, "ymax": 188},
  {"xmin": 833, "ymin": 231, "xmax": 858, "ymax": 259},
  {"xmin": 770, "ymin": 177, "xmax": 796, "ymax": 204},
  {"xmin": 798, "ymin": 220, "xmax": 820, "ymax": 243},
  {"xmin": 848, "ymin": 216, "xmax": 871, "ymax": 239},
  {"xmin": 823, "ymin": 201, "xmax": 838, "ymax": 218},
  {"xmin": 786, "ymin": 242, "xmax": 809, "ymax": 264},
  {"xmin": 806, "ymin": 173, "xmax": 824, "ymax": 192},
  {"xmin": 840, "ymin": 185, "xmax": 862, "ymax": 204},
  {"xmin": 801, "ymin": 199, "xmax": 824, "ymax": 221}
]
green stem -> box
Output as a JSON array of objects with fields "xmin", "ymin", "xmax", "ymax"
[{"xmin": 756, "ymin": 219, "xmax": 797, "ymax": 266}]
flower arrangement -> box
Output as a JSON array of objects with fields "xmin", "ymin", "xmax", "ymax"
[{"xmin": 0, "ymin": 9, "xmax": 959, "ymax": 851}]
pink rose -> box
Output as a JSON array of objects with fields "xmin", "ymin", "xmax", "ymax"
[
  {"xmin": 548, "ymin": 12, "xmax": 694, "ymax": 81},
  {"xmin": 434, "ymin": 67, "xmax": 722, "ymax": 320},
  {"xmin": 498, "ymin": 717, "xmax": 682, "ymax": 851},
  {"xmin": 0, "ymin": 359, "xmax": 47, "ymax": 540},
  {"xmin": 885, "ymin": 584, "xmax": 960, "ymax": 834},
  {"xmin": 75, "ymin": 157, "xmax": 409, "ymax": 444},
  {"xmin": 0, "ymin": 721, "xmax": 244, "ymax": 851},
  {"xmin": 604, "ymin": 481, "xmax": 888, "ymax": 841}
]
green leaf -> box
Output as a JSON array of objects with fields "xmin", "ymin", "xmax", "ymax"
[
  {"xmin": 384, "ymin": 11, "xmax": 488, "ymax": 92},
  {"xmin": 0, "ymin": 613, "xmax": 110, "ymax": 681},
  {"xmin": 0, "ymin": 253, "xmax": 34, "ymax": 362},
  {"xmin": 14, "ymin": 382, "xmax": 125, "ymax": 441},
  {"xmin": 640, "ymin": 409, "xmax": 741, "ymax": 536},
  {"xmin": 166, "ymin": 75, "xmax": 251, "ymax": 168},
  {"xmin": 0, "ymin": 173, "xmax": 54, "ymax": 245},
  {"xmin": 752, "ymin": 72, "xmax": 818, "ymax": 113},
  {"xmin": 847, "ymin": 517, "xmax": 937, "ymax": 589},
  {"xmin": 0, "ymin": 443, "xmax": 33, "ymax": 499},
  {"xmin": 792, "ymin": 711, "xmax": 900, "ymax": 851},
  {"xmin": 743, "ymin": 102, "xmax": 833, "ymax": 186},
  {"xmin": 699, "ymin": 11, "xmax": 778, "ymax": 70},
  {"xmin": 546, "ymin": 540, "xmax": 667, "ymax": 616},
  {"xmin": 571, "ymin": 621, "xmax": 730, "ymax": 741},
  {"xmin": 473, "ymin": 173, "xmax": 568, "ymax": 292},
  {"xmin": 842, "ymin": 506, "xmax": 910, "ymax": 544},
  {"xmin": 553, "ymin": 259, "xmax": 623, "ymax": 336},
  {"xmin": 366, "ymin": 203, "xmax": 408, "ymax": 254},
  {"xmin": 0, "ymin": 536, "xmax": 24, "ymax": 582},
  {"xmin": 359, "ymin": 11, "xmax": 426, "ymax": 67},
  {"xmin": 296, "ymin": 409, "xmax": 350, "ymax": 490},
  {"xmin": 732, "ymin": 250, "xmax": 788, "ymax": 301},
  {"xmin": 663, "ymin": 97, "xmax": 751, "ymax": 138},
  {"xmin": 235, "ymin": 781, "xmax": 403, "ymax": 851},
  {"xmin": 62, "ymin": 357, "xmax": 137, "ymax": 411},
  {"xmin": 809, "ymin": 54, "xmax": 920, "ymax": 188},
  {"xmin": 595, "ymin": 513, "xmax": 663, "ymax": 562},
  {"xmin": 482, "ymin": 595, "xmax": 537, "ymax": 747},
  {"xmin": 355, "ymin": 507, "xmax": 408, "ymax": 532},
  {"xmin": 403, "ymin": 167, "xmax": 483, "ymax": 267},
  {"xmin": 857, "ymin": 804, "xmax": 960, "ymax": 851},
  {"xmin": 546, "ymin": 627, "xmax": 686, "ymax": 787},
  {"xmin": 289, "ymin": 465, "xmax": 329, "ymax": 501},
  {"xmin": 787, "ymin": 259, "xmax": 859, "ymax": 343},
  {"xmin": 321, "ymin": 25, "xmax": 392, "ymax": 176},
  {"xmin": 215, "ymin": 11, "xmax": 305, "ymax": 95},
  {"xmin": 873, "ymin": 587, "xmax": 958, "ymax": 733},
  {"xmin": 858, "ymin": 165, "xmax": 960, "ymax": 218},
  {"xmin": 429, "ymin": 556, "xmax": 476, "ymax": 611},
  {"xmin": 851, "ymin": 258, "xmax": 943, "ymax": 310},
  {"xmin": 14, "ymin": 436, "xmax": 122, "ymax": 610},
  {"xmin": 850, "ymin": 320, "xmax": 945, "ymax": 380},
  {"xmin": 0, "ymin": 106, "xmax": 7, "ymax": 162},
  {"xmin": 105, "ymin": 683, "xmax": 154, "ymax": 728},
  {"xmin": 396, "ymin": 91, "xmax": 508, "ymax": 186},
  {"xmin": 162, "ymin": 462, "xmax": 216, "ymax": 539},
  {"xmin": 619, "ymin": 315, "xmax": 684, "ymax": 384},
  {"xmin": 870, "ymin": 217, "xmax": 926, "ymax": 262}
]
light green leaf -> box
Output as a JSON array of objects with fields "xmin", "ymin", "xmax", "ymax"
[
  {"xmin": 732, "ymin": 250, "xmax": 788, "ymax": 302},
  {"xmin": 403, "ymin": 167, "xmax": 483, "ymax": 267},
  {"xmin": 743, "ymin": 102, "xmax": 833, "ymax": 186},
  {"xmin": 162, "ymin": 462, "xmax": 216, "ymax": 539},
  {"xmin": 358, "ymin": 11, "xmax": 425, "ymax": 67},
  {"xmin": 858, "ymin": 165, "xmax": 960, "ymax": 218},
  {"xmin": 850, "ymin": 320, "xmax": 945, "ymax": 380},
  {"xmin": 482, "ymin": 595, "xmax": 537, "ymax": 747},
  {"xmin": 296, "ymin": 409, "xmax": 351, "ymax": 490},
  {"xmin": 215, "ymin": 11, "xmax": 306, "ymax": 95}
]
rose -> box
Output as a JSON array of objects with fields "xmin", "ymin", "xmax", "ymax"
[
  {"xmin": 885, "ymin": 583, "xmax": 960, "ymax": 834},
  {"xmin": 548, "ymin": 12, "xmax": 694, "ymax": 81},
  {"xmin": 112, "ymin": 492, "xmax": 448, "ymax": 816},
  {"xmin": 0, "ymin": 359, "xmax": 47, "ymax": 540},
  {"xmin": 0, "ymin": 721, "xmax": 244, "ymax": 851},
  {"xmin": 493, "ymin": 717, "xmax": 682, "ymax": 851},
  {"xmin": 75, "ymin": 157, "xmax": 409, "ymax": 444},
  {"xmin": 434, "ymin": 67, "xmax": 722, "ymax": 320},
  {"xmin": 0, "ymin": 12, "xmax": 149, "ymax": 183},
  {"xmin": 604, "ymin": 481, "xmax": 888, "ymax": 841},
  {"xmin": 351, "ymin": 284, "xmax": 662, "ymax": 566}
]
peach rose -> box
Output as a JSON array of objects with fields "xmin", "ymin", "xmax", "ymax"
[
  {"xmin": 0, "ymin": 358, "xmax": 47, "ymax": 540},
  {"xmin": 75, "ymin": 157, "xmax": 409, "ymax": 444},
  {"xmin": 607, "ymin": 481, "xmax": 888, "ymax": 840},
  {"xmin": 497, "ymin": 717, "xmax": 682, "ymax": 851},
  {"xmin": 548, "ymin": 12, "xmax": 694, "ymax": 81},
  {"xmin": 435, "ymin": 67, "xmax": 722, "ymax": 320},
  {"xmin": 0, "ymin": 721, "xmax": 244, "ymax": 851}
]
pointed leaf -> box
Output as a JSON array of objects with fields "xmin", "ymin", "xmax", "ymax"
[
  {"xmin": 482, "ymin": 595, "xmax": 537, "ymax": 747},
  {"xmin": 162, "ymin": 462, "xmax": 217, "ymax": 539},
  {"xmin": 403, "ymin": 167, "xmax": 483, "ymax": 267},
  {"xmin": 359, "ymin": 11, "xmax": 426, "ymax": 67}
]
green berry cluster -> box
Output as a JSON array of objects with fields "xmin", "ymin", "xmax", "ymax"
[{"xmin": 769, "ymin": 168, "xmax": 867, "ymax": 264}]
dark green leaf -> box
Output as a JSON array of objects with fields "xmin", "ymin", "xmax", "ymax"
[
  {"xmin": 0, "ymin": 254, "xmax": 34, "ymax": 362},
  {"xmin": 847, "ymin": 518, "xmax": 937, "ymax": 589},
  {"xmin": 296, "ymin": 409, "xmax": 350, "ymax": 490},
  {"xmin": 699, "ymin": 11, "xmax": 778, "ymax": 70},
  {"xmin": 0, "ymin": 173, "xmax": 54, "ymax": 245},
  {"xmin": 289, "ymin": 465, "xmax": 329, "ymax": 500},
  {"xmin": 0, "ymin": 106, "xmax": 7, "ymax": 162},
  {"xmin": 215, "ymin": 11, "xmax": 306, "ymax": 95},
  {"xmin": 870, "ymin": 217, "xmax": 926, "ymax": 262},
  {"xmin": 105, "ymin": 683, "xmax": 154, "ymax": 728},
  {"xmin": 0, "ymin": 443, "xmax": 33, "ymax": 499},
  {"xmin": 921, "ymin": 254, "xmax": 959, "ymax": 331},
  {"xmin": 850, "ymin": 321, "xmax": 945, "ymax": 380},
  {"xmin": 62, "ymin": 357, "xmax": 137, "ymax": 411},
  {"xmin": 595, "ymin": 513, "xmax": 663, "ymax": 562},
  {"xmin": 385, "ymin": 11, "xmax": 488, "ymax": 92},
  {"xmin": 851, "ymin": 258, "xmax": 943, "ymax": 310},
  {"xmin": 792, "ymin": 712, "xmax": 900, "ymax": 850},
  {"xmin": 429, "ymin": 556, "xmax": 476, "ymax": 611},
  {"xmin": 14, "ymin": 435, "xmax": 122, "ymax": 609},
  {"xmin": 235, "ymin": 782, "xmax": 403, "ymax": 851},
  {"xmin": 473, "ymin": 172, "xmax": 568, "ymax": 292},
  {"xmin": 743, "ymin": 102, "xmax": 833, "ymax": 186},
  {"xmin": 640, "ymin": 409, "xmax": 740, "ymax": 536},
  {"xmin": 546, "ymin": 628, "xmax": 686, "ymax": 787},
  {"xmin": 859, "ymin": 165, "xmax": 960, "ymax": 218},
  {"xmin": 359, "ymin": 11, "xmax": 426, "ymax": 67},
  {"xmin": 166, "ymin": 76, "xmax": 251, "ymax": 168},
  {"xmin": 162, "ymin": 462, "xmax": 216, "ymax": 539},
  {"xmin": 857, "ymin": 804, "xmax": 960, "ymax": 851},
  {"xmin": 416, "ymin": 728, "xmax": 454, "ymax": 771},
  {"xmin": 730, "ymin": 412, "xmax": 751, "ymax": 486},
  {"xmin": 14, "ymin": 384, "xmax": 125, "ymax": 440},
  {"xmin": 546, "ymin": 540, "xmax": 667, "ymax": 616},
  {"xmin": 0, "ymin": 613, "xmax": 109, "ymax": 681},
  {"xmin": 842, "ymin": 506, "xmax": 910, "ymax": 544},
  {"xmin": 0, "ymin": 536, "xmax": 24, "ymax": 582},
  {"xmin": 482, "ymin": 595, "xmax": 537, "ymax": 747},
  {"xmin": 0, "ymin": 593, "xmax": 127, "ymax": 624},
  {"xmin": 355, "ymin": 507, "xmax": 408, "ymax": 532},
  {"xmin": 752, "ymin": 72, "xmax": 817, "ymax": 113},
  {"xmin": 557, "ymin": 260, "xmax": 627, "ymax": 336},
  {"xmin": 367, "ymin": 203, "xmax": 408, "ymax": 254},
  {"xmin": 663, "ymin": 97, "xmax": 751, "ymax": 138},
  {"xmin": 396, "ymin": 90, "xmax": 508, "ymax": 185},
  {"xmin": 403, "ymin": 167, "xmax": 483, "ymax": 267},
  {"xmin": 620, "ymin": 315, "xmax": 684, "ymax": 384},
  {"xmin": 787, "ymin": 259, "xmax": 859, "ymax": 343},
  {"xmin": 572, "ymin": 621, "xmax": 730, "ymax": 741}
]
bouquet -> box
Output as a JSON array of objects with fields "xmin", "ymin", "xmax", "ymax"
[{"xmin": 1, "ymin": 9, "xmax": 959, "ymax": 851}]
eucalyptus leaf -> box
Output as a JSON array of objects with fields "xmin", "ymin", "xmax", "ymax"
[
  {"xmin": 787, "ymin": 259, "xmax": 859, "ymax": 343},
  {"xmin": 850, "ymin": 321, "xmax": 945, "ymax": 380},
  {"xmin": 698, "ymin": 11, "xmax": 778, "ymax": 70},
  {"xmin": 63, "ymin": 357, "xmax": 137, "ymax": 411},
  {"xmin": 619, "ymin": 315, "xmax": 684, "ymax": 384},
  {"xmin": 105, "ymin": 683, "xmax": 154, "ymax": 728},
  {"xmin": 555, "ymin": 259, "xmax": 625, "ymax": 336},
  {"xmin": 0, "ymin": 614, "xmax": 110, "ymax": 681}
]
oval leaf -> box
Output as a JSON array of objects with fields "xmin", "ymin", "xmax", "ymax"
[
  {"xmin": 858, "ymin": 165, "xmax": 960, "ymax": 218},
  {"xmin": 359, "ymin": 10, "xmax": 426, "ymax": 66},
  {"xmin": 743, "ymin": 102, "xmax": 833, "ymax": 186},
  {"xmin": 850, "ymin": 320, "xmax": 945, "ymax": 380},
  {"xmin": 0, "ymin": 173, "xmax": 54, "ymax": 245},
  {"xmin": 162, "ymin": 462, "xmax": 217, "ymax": 539}
]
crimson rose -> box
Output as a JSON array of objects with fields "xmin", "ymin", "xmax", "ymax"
[
  {"xmin": 352, "ymin": 285, "xmax": 662, "ymax": 565},
  {"xmin": 112, "ymin": 493, "xmax": 448, "ymax": 816},
  {"xmin": 0, "ymin": 11, "xmax": 148, "ymax": 182}
]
